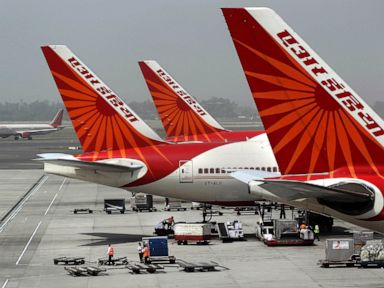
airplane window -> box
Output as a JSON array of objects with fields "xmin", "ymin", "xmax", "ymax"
[
  {"xmin": 215, "ymin": 168, "xmax": 220, "ymax": 174},
  {"xmin": 210, "ymin": 168, "xmax": 214, "ymax": 174},
  {"xmin": 244, "ymin": 167, "xmax": 248, "ymax": 170},
  {"xmin": 250, "ymin": 167, "xmax": 255, "ymax": 170},
  {"xmin": 256, "ymin": 167, "xmax": 260, "ymax": 170},
  {"xmin": 204, "ymin": 168, "xmax": 208, "ymax": 174},
  {"xmin": 198, "ymin": 168, "xmax": 203, "ymax": 174},
  {"xmin": 221, "ymin": 169, "xmax": 226, "ymax": 174},
  {"xmin": 267, "ymin": 167, "xmax": 271, "ymax": 172},
  {"xmin": 273, "ymin": 167, "xmax": 277, "ymax": 172},
  {"xmin": 261, "ymin": 167, "xmax": 266, "ymax": 171}
]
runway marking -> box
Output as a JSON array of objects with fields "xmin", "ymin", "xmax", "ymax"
[
  {"xmin": 59, "ymin": 178, "xmax": 66, "ymax": 191},
  {"xmin": 44, "ymin": 193, "xmax": 58, "ymax": 216},
  {"xmin": 1, "ymin": 279, "xmax": 8, "ymax": 288},
  {"xmin": 0, "ymin": 176, "xmax": 48, "ymax": 233},
  {"xmin": 16, "ymin": 221, "xmax": 42, "ymax": 265}
]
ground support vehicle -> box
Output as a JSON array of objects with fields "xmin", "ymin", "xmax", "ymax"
[
  {"xmin": 174, "ymin": 223, "xmax": 211, "ymax": 245},
  {"xmin": 217, "ymin": 221, "xmax": 244, "ymax": 242},
  {"xmin": 257, "ymin": 219, "xmax": 314, "ymax": 246}
]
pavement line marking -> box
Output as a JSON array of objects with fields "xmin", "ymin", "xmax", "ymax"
[
  {"xmin": 1, "ymin": 279, "xmax": 8, "ymax": 288},
  {"xmin": 16, "ymin": 221, "xmax": 42, "ymax": 265},
  {"xmin": 58, "ymin": 178, "xmax": 66, "ymax": 191},
  {"xmin": 0, "ymin": 176, "xmax": 48, "ymax": 233},
  {"xmin": 44, "ymin": 193, "xmax": 58, "ymax": 216}
]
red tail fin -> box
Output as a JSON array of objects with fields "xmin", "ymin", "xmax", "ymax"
[
  {"xmin": 41, "ymin": 45, "xmax": 165, "ymax": 154},
  {"xmin": 223, "ymin": 8, "xmax": 384, "ymax": 177},
  {"xmin": 50, "ymin": 109, "xmax": 64, "ymax": 127},
  {"xmin": 139, "ymin": 60, "xmax": 227, "ymax": 142}
]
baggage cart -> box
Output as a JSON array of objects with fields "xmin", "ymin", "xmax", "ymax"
[
  {"xmin": 98, "ymin": 256, "xmax": 128, "ymax": 266},
  {"xmin": 104, "ymin": 198, "xmax": 125, "ymax": 214},
  {"xmin": 165, "ymin": 198, "xmax": 187, "ymax": 211},
  {"xmin": 174, "ymin": 223, "xmax": 211, "ymax": 245},
  {"xmin": 126, "ymin": 263, "xmax": 164, "ymax": 274},
  {"xmin": 54, "ymin": 256, "xmax": 85, "ymax": 265},
  {"xmin": 177, "ymin": 260, "xmax": 224, "ymax": 272}
]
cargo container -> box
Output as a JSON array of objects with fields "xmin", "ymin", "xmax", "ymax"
[
  {"xmin": 353, "ymin": 231, "xmax": 374, "ymax": 254},
  {"xmin": 131, "ymin": 193, "xmax": 155, "ymax": 212},
  {"xmin": 142, "ymin": 236, "xmax": 176, "ymax": 264},
  {"xmin": 142, "ymin": 236, "xmax": 168, "ymax": 257},
  {"xmin": 174, "ymin": 223, "xmax": 211, "ymax": 245},
  {"xmin": 319, "ymin": 238, "xmax": 357, "ymax": 267}
]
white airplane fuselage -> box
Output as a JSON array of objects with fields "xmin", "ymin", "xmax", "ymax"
[{"xmin": 45, "ymin": 133, "xmax": 279, "ymax": 205}]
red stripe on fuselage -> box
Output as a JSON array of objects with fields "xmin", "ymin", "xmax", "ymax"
[{"xmin": 76, "ymin": 141, "xmax": 227, "ymax": 186}]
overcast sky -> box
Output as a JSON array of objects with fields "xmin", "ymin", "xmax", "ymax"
[{"xmin": 1, "ymin": 0, "xmax": 383, "ymax": 108}]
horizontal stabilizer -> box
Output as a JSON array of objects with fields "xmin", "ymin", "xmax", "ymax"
[{"xmin": 36, "ymin": 153, "xmax": 144, "ymax": 172}]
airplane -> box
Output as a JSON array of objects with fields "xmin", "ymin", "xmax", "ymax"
[
  {"xmin": 223, "ymin": 7, "xmax": 384, "ymax": 232},
  {"xmin": 37, "ymin": 45, "xmax": 279, "ymax": 206},
  {"xmin": 0, "ymin": 109, "xmax": 64, "ymax": 140},
  {"xmin": 139, "ymin": 60, "xmax": 261, "ymax": 142}
]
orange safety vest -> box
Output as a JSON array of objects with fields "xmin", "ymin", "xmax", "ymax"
[
  {"xmin": 143, "ymin": 246, "xmax": 150, "ymax": 257},
  {"xmin": 108, "ymin": 246, "xmax": 114, "ymax": 256}
]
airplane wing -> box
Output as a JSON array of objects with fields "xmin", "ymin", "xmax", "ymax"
[
  {"xmin": 35, "ymin": 153, "xmax": 144, "ymax": 173},
  {"xmin": 231, "ymin": 171, "xmax": 374, "ymax": 205}
]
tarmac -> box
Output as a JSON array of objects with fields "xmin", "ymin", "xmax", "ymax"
[{"xmin": 1, "ymin": 129, "xmax": 384, "ymax": 287}]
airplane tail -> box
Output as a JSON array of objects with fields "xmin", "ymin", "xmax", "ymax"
[
  {"xmin": 41, "ymin": 45, "xmax": 166, "ymax": 154},
  {"xmin": 138, "ymin": 60, "xmax": 227, "ymax": 142},
  {"xmin": 222, "ymin": 8, "xmax": 384, "ymax": 177},
  {"xmin": 49, "ymin": 109, "xmax": 64, "ymax": 127}
]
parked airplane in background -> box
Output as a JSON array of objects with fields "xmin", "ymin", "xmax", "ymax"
[
  {"xmin": 223, "ymin": 7, "xmax": 384, "ymax": 232},
  {"xmin": 0, "ymin": 109, "xmax": 64, "ymax": 140},
  {"xmin": 38, "ymin": 45, "xmax": 278, "ymax": 206},
  {"xmin": 139, "ymin": 60, "xmax": 261, "ymax": 142}
]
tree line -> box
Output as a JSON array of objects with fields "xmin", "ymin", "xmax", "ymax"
[
  {"xmin": 0, "ymin": 99, "xmax": 382, "ymax": 121},
  {"xmin": 0, "ymin": 98, "xmax": 260, "ymax": 121}
]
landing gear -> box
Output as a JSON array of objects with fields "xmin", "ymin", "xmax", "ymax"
[{"xmin": 14, "ymin": 136, "xmax": 20, "ymax": 140}]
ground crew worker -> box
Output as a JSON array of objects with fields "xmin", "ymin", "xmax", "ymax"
[
  {"xmin": 314, "ymin": 224, "xmax": 320, "ymax": 241},
  {"xmin": 137, "ymin": 242, "xmax": 143, "ymax": 263},
  {"xmin": 166, "ymin": 216, "xmax": 174, "ymax": 228},
  {"xmin": 279, "ymin": 204, "xmax": 286, "ymax": 219},
  {"xmin": 143, "ymin": 244, "xmax": 150, "ymax": 264},
  {"xmin": 107, "ymin": 244, "xmax": 114, "ymax": 265}
]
